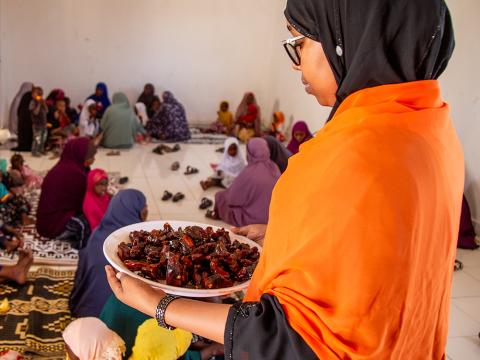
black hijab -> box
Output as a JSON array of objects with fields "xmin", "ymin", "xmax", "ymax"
[
  {"xmin": 285, "ymin": 0, "xmax": 455, "ymax": 119},
  {"xmin": 264, "ymin": 135, "xmax": 292, "ymax": 173}
]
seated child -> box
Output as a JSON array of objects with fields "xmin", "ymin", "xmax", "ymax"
[
  {"xmin": 29, "ymin": 86, "xmax": 48, "ymax": 157},
  {"xmin": 0, "ymin": 171, "xmax": 34, "ymax": 227},
  {"xmin": 82, "ymin": 169, "xmax": 112, "ymax": 232},
  {"xmin": 209, "ymin": 101, "xmax": 234, "ymax": 134},
  {"xmin": 287, "ymin": 121, "xmax": 313, "ymax": 154},
  {"xmin": 269, "ymin": 111, "xmax": 286, "ymax": 142},
  {"xmin": 201, "ymin": 137, "xmax": 245, "ymax": 190},
  {"xmin": 235, "ymin": 92, "xmax": 261, "ymax": 143},
  {"xmin": 9, "ymin": 154, "xmax": 43, "ymax": 190},
  {"xmin": 79, "ymin": 100, "xmax": 100, "ymax": 138}
]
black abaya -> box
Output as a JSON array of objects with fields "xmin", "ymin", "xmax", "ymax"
[{"xmin": 12, "ymin": 92, "xmax": 33, "ymax": 152}]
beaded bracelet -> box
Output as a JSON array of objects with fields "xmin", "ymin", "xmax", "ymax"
[{"xmin": 155, "ymin": 295, "xmax": 180, "ymax": 330}]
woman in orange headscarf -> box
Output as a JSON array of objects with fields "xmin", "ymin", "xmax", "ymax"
[{"xmin": 105, "ymin": 0, "xmax": 463, "ymax": 359}]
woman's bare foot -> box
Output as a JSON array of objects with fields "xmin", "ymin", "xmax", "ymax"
[
  {"xmin": 2, "ymin": 237, "xmax": 21, "ymax": 253},
  {"xmin": 200, "ymin": 180, "xmax": 212, "ymax": 191},
  {"xmin": 0, "ymin": 248, "xmax": 33, "ymax": 285}
]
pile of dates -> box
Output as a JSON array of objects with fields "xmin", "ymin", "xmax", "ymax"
[{"xmin": 117, "ymin": 223, "xmax": 260, "ymax": 289}]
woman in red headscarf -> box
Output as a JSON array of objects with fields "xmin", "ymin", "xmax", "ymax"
[{"xmin": 83, "ymin": 169, "xmax": 112, "ymax": 232}]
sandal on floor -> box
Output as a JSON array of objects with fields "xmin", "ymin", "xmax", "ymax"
[
  {"xmin": 162, "ymin": 191, "xmax": 173, "ymax": 201},
  {"xmin": 161, "ymin": 144, "xmax": 173, "ymax": 153},
  {"xmin": 205, "ymin": 209, "xmax": 219, "ymax": 220},
  {"xmin": 200, "ymin": 180, "xmax": 210, "ymax": 191},
  {"xmin": 215, "ymin": 147, "xmax": 224, "ymax": 153},
  {"xmin": 153, "ymin": 146, "xmax": 164, "ymax": 155},
  {"xmin": 184, "ymin": 166, "xmax": 199, "ymax": 175},
  {"xmin": 118, "ymin": 176, "xmax": 129, "ymax": 185},
  {"xmin": 172, "ymin": 144, "xmax": 181, "ymax": 152},
  {"xmin": 454, "ymin": 259, "xmax": 464, "ymax": 272},
  {"xmin": 107, "ymin": 150, "xmax": 121, "ymax": 156},
  {"xmin": 172, "ymin": 192, "xmax": 185, "ymax": 202},
  {"xmin": 171, "ymin": 162, "xmax": 180, "ymax": 171},
  {"xmin": 199, "ymin": 197, "xmax": 213, "ymax": 210}
]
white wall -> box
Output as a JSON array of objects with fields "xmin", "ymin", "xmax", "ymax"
[{"xmin": 0, "ymin": 0, "xmax": 277, "ymax": 125}]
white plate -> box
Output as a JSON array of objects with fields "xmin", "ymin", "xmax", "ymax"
[{"xmin": 103, "ymin": 220, "xmax": 261, "ymax": 298}]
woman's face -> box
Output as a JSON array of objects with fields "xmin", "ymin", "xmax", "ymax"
[
  {"xmin": 145, "ymin": 85, "xmax": 154, "ymax": 95},
  {"xmin": 140, "ymin": 205, "xmax": 148, "ymax": 222},
  {"xmin": 294, "ymin": 131, "xmax": 306, "ymax": 143},
  {"xmin": 287, "ymin": 23, "xmax": 337, "ymax": 107},
  {"xmin": 88, "ymin": 105, "xmax": 97, "ymax": 117},
  {"xmin": 246, "ymin": 94, "xmax": 254, "ymax": 105},
  {"xmin": 95, "ymin": 88, "xmax": 104, "ymax": 97},
  {"xmin": 151, "ymin": 100, "xmax": 161, "ymax": 112},
  {"xmin": 94, "ymin": 178, "xmax": 108, "ymax": 196},
  {"xmin": 228, "ymin": 143, "xmax": 238, "ymax": 157}
]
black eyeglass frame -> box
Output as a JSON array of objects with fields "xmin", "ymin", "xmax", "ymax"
[{"xmin": 282, "ymin": 35, "xmax": 306, "ymax": 66}]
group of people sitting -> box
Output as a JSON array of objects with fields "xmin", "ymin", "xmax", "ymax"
[
  {"xmin": 8, "ymin": 82, "xmax": 192, "ymax": 155},
  {"xmin": 9, "ymin": 81, "xmax": 311, "ymax": 156}
]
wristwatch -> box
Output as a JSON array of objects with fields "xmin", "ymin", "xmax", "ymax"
[{"xmin": 155, "ymin": 295, "xmax": 180, "ymax": 330}]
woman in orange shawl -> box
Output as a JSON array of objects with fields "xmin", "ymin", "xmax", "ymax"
[{"xmin": 105, "ymin": 0, "xmax": 463, "ymax": 359}]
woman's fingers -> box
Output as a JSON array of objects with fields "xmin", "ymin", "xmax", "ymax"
[
  {"xmin": 231, "ymin": 226, "xmax": 249, "ymax": 236},
  {"xmin": 105, "ymin": 266, "xmax": 123, "ymax": 296}
]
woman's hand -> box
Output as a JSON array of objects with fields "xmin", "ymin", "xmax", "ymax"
[
  {"xmin": 231, "ymin": 224, "xmax": 267, "ymax": 246},
  {"xmin": 105, "ymin": 265, "xmax": 166, "ymax": 317}
]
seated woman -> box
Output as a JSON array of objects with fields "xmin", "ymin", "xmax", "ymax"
[
  {"xmin": 63, "ymin": 317, "xmax": 125, "ymax": 360},
  {"xmin": 137, "ymin": 83, "xmax": 156, "ymax": 118},
  {"xmin": 36, "ymin": 138, "xmax": 96, "ymax": 249},
  {"xmin": 201, "ymin": 137, "xmax": 245, "ymax": 190},
  {"xmin": 209, "ymin": 101, "xmax": 234, "ymax": 134},
  {"xmin": 87, "ymin": 82, "xmax": 111, "ymax": 118},
  {"xmin": 78, "ymin": 99, "xmax": 99, "ymax": 138},
  {"xmin": 235, "ymin": 92, "xmax": 261, "ymax": 143},
  {"xmin": 100, "ymin": 93, "xmax": 147, "ymax": 149},
  {"xmin": 82, "ymin": 169, "xmax": 111, "ymax": 232},
  {"xmin": 146, "ymin": 91, "xmax": 191, "ymax": 142},
  {"xmin": 9, "ymin": 154, "xmax": 43, "ymax": 190},
  {"xmin": 287, "ymin": 121, "xmax": 313, "ymax": 154},
  {"xmin": 264, "ymin": 135, "xmax": 292, "ymax": 173},
  {"xmin": 69, "ymin": 189, "xmax": 147, "ymax": 318},
  {"xmin": 206, "ymin": 138, "xmax": 280, "ymax": 226}
]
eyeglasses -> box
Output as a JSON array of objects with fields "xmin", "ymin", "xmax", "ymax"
[{"xmin": 282, "ymin": 35, "xmax": 305, "ymax": 66}]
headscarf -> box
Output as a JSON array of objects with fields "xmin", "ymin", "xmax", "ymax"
[
  {"xmin": 100, "ymin": 93, "xmax": 146, "ymax": 149},
  {"xmin": 83, "ymin": 169, "xmax": 110, "ymax": 232},
  {"xmin": 287, "ymin": 121, "xmax": 313, "ymax": 154},
  {"xmin": 88, "ymin": 82, "xmax": 111, "ymax": 116},
  {"xmin": 218, "ymin": 137, "xmax": 246, "ymax": 178},
  {"xmin": 79, "ymin": 99, "xmax": 98, "ymax": 137},
  {"xmin": 264, "ymin": 135, "xmax": 292, "ymax": 173},
  {"xmin": 8, "ymin": 82, "xmax": 33, "ymax": 135},
  {"xmin": 285, "ymin": 0, "xmax": 455, "ymax": 119},
  {"xmin": 145, "ymin": 91, "xmax": 190, "ymax": 142},
  {"xmin": 36, "ymin": 138, "xmax": 96, "ymax": 238},
  {"xmin": 0, "ymin": 159, "xmax": 8, "ymax": 176},
  {"xmin": 63, "ymin": 317, "xmax": 125, "ymax": 360},
  {"xmin": 130, "ymin": 319, "xmax": 192, "ymax": 360},
  {"xmin": 135, "ymin": 102, "xmax": 149, "ymax": 124},
  {"xmin": 46, "ymin": 89, "xmax": 65, "ymax": 107},
  {"xmin": 235, "ymin": 92, "xmax": 262, "ymax": 135},
  {"xmin": 137, "ymin": 83, "xmax": 156, "ymax": 112},
  {"xmin": 215, "ymin": 138, "xmax": 280, "ymax": 227},
  {"xmin": 70, "ymin": 189, "xmax": 147, "ymax": 318}
]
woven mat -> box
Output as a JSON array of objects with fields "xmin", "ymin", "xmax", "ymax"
[
  {"xmin": 149, "ymin": 128, "xmax": 227, "ymax": 145},
  {"xmin": 0, "ymin": 267, "xmax": 75, "ymax": 359},
  {"xmin": 0, "ymin": 172, "xmax": 121, "ymax": 266}
]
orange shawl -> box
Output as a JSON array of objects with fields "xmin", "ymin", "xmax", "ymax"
[{"xmin": 245, "ymin": 80, "xmax": 464, "ymax": 359}]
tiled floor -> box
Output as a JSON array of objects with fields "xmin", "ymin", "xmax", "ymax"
[{"xmin": 1, "ymin": 141, "xmax": 479, "ymax": 359}]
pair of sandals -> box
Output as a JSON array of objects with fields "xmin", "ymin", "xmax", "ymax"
[
  {"xmin": 184, "ymin": 166, "xmax": 199, "ymax": 175},
  {"xmin": 162, "ymin": 191, "xmax": 185, "ymax": 202},
  {"xmin": 153, "ymin": 144, "xmax": 181, "ymax": 155},
  {"xmin": 199, "ymin": 197, "xmax": 213, "ymax": 210}
]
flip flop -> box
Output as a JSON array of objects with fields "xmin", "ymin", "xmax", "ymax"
[
  {"xmin": 199, "ymin": 197, "xmax": 213, "ymax": 210},
  {"xmin": 161, "ymin": 144, "xmax": 173, "ymax": 153},
  {"xmin": 162, "ymin": 191, "xmax": 173, "ymax": 201},
  {"xmin": 152, "ymin": 146, "xmax": 164, "ymax": 155},
  {"xmin": 172, "ymin": 144, "xmax": 181, "ymax": 152},
  {"xmin": 205, "ymin": 209, "xmax": 219, "ymax": 220},
  {"xmin": 107, "ymin": 151, "xmax": 121, "ymax": 156},
  {"xmin": 118, "ymin": 177, "xmax": 129, "ymax": 185},
  {"xmin": 215, "ymin": 147, "xmax": 224, "ymax": 153},
  {"xmin": 172, "ymin": 192, "xmax": 185, "ymax": 202},
  {"xmin": 454, "ymin": 260, "xmax": 464, "ymax": 272},
  {"xmin": 184, "ymin": 166, "xmax": 199, "ymax": 175},
  {"xmin": 171, "ymin": 162, "xmax": 180, "ymax": 171}
]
